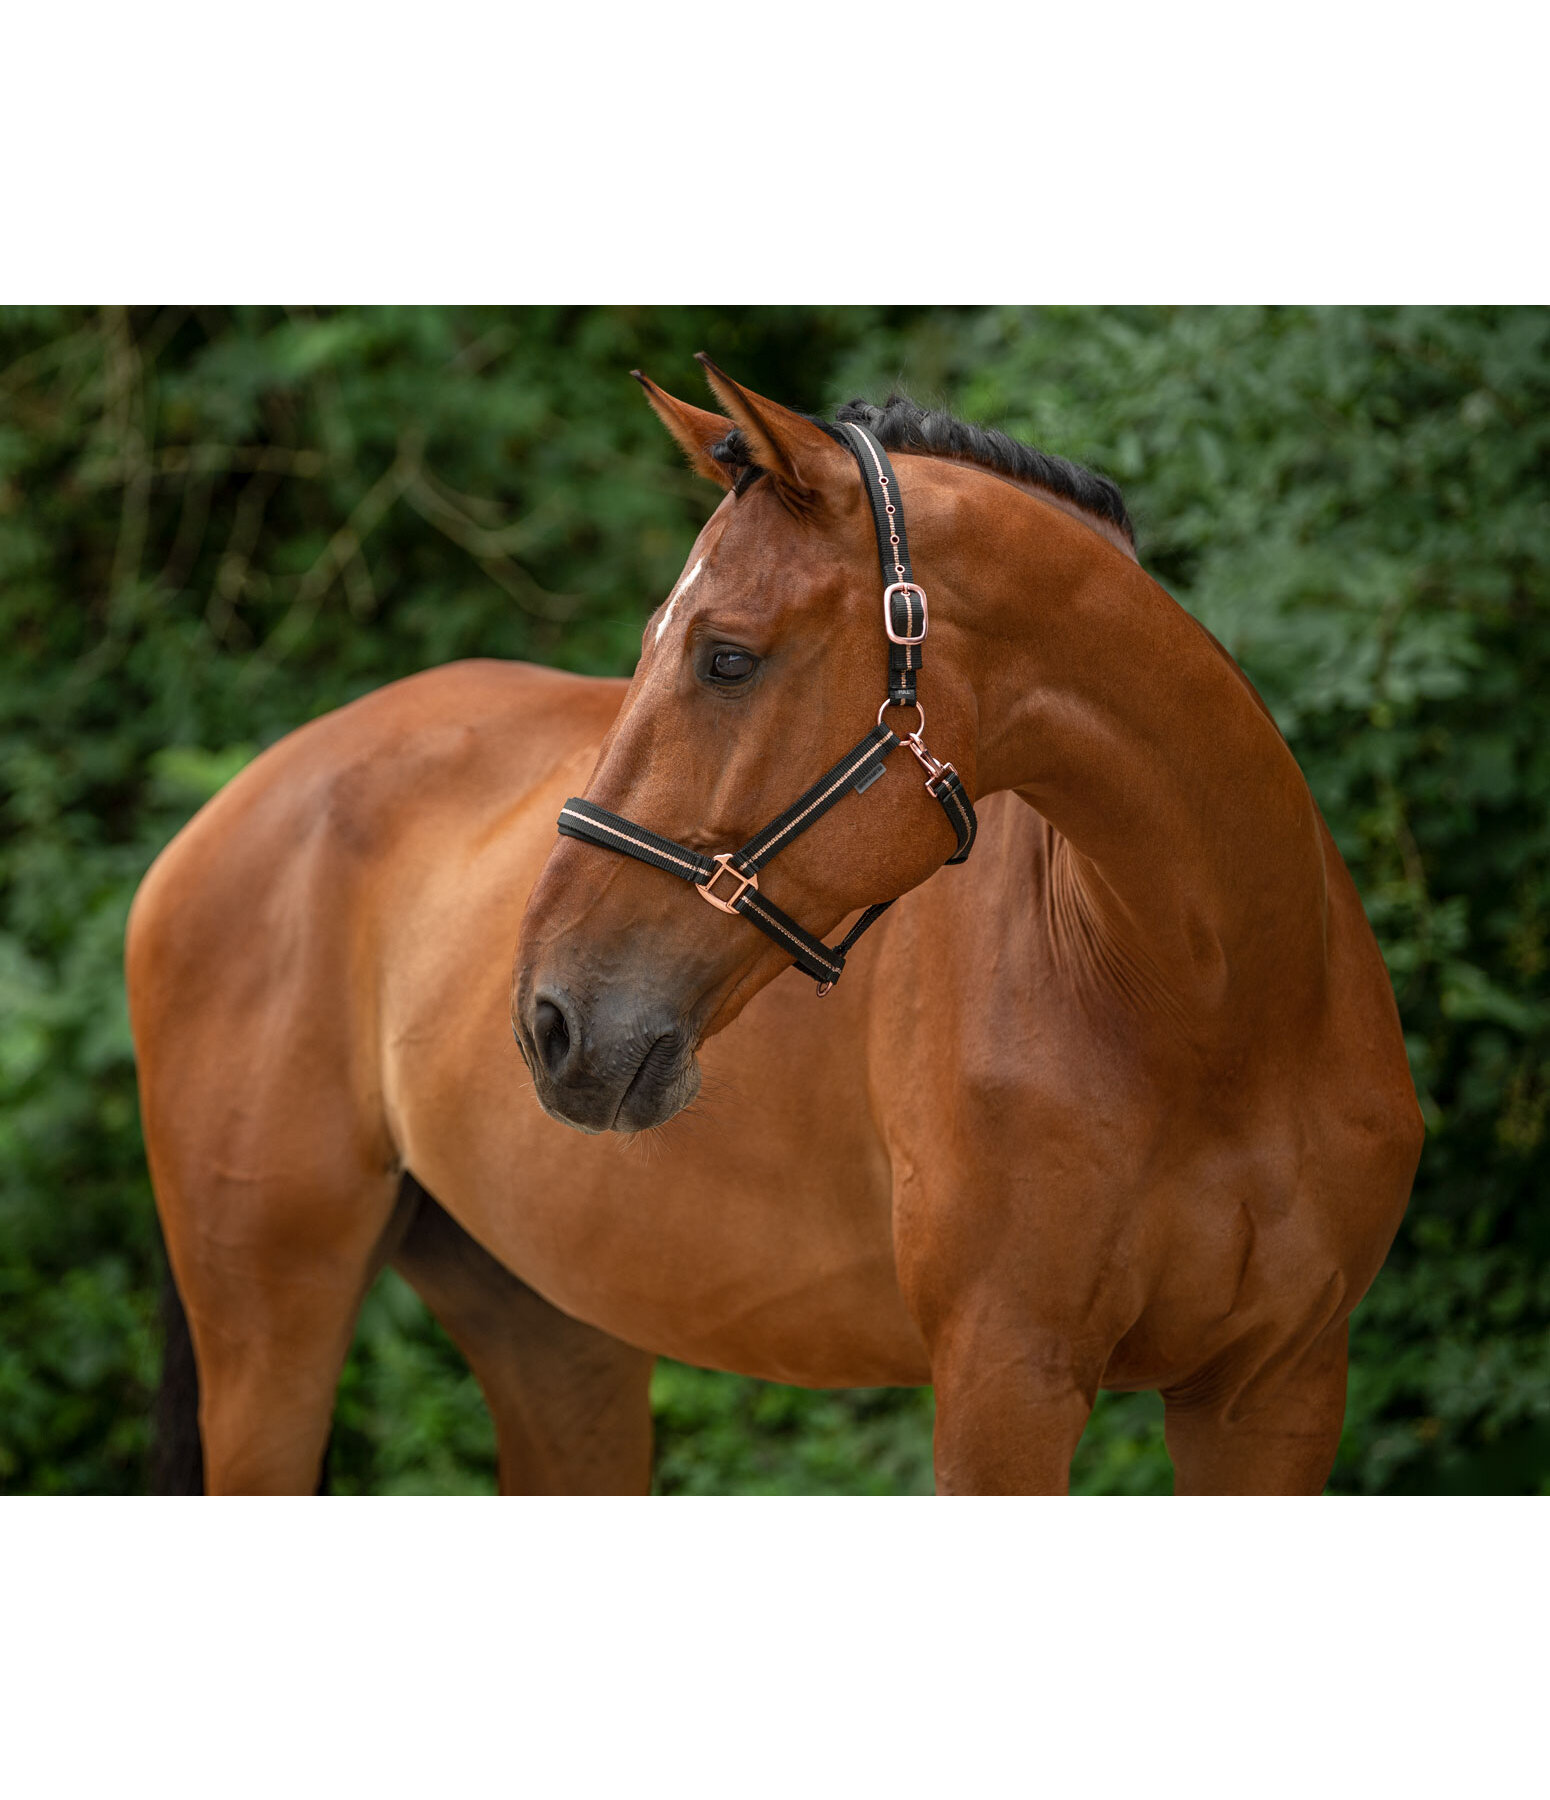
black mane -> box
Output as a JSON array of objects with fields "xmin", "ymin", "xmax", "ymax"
[{"xmin": 709, "ymin": 392, "xmax": 1134, "ymax": 546}]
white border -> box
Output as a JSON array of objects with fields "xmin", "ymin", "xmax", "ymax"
[
  {"xmin": 4, "ymin": 1501, "xmax": 1543, "ymax": 1795},
  {"xmin": 5, "ymin": 5, "xmax": 1546, "ymax": 297}
]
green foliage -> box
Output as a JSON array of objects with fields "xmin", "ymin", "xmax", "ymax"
[
  {"xmin": 328, "ymin": 1272, "xmax": 498, "ymax": 1497},
  {"xmin": 651, "ymin": 1365, "xmax": 936, "ymax": 1496},
  {"xmin": 2, "ymin": 306, "xmax": 1545, "ymax": 1493}
]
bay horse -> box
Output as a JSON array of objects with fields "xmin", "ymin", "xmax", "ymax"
[{"xmin": 127, "ymin": 357, "xmax": 1423, "ymax": 1494}]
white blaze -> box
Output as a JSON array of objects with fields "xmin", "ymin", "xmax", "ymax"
[{"xmin": 655, "ymin": 556, "xmax": 704, "ymax": 643}]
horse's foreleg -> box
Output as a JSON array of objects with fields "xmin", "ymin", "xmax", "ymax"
[
  {"xmin": 158, "ymin": 1154, "xmax": 409, "ymax": 1496},
  {"xmin": 392, "ymin": 1181, "xmax": 654, "ymax": 1495},
  {"xmin": 895, "ymin": 1160, "xmax": 1124, "ymax": 1494},
  {"xmin": 1162, "ymin": 1319, "xmax": 1349, "ymax": 1495},
  {"xmin": 926, "ymin": 1308, "xmax": 1099, "ymax": 1494}
]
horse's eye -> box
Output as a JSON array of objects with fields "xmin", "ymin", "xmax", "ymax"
[{"xmin": 707, "ymin": 647, "xmax": 757, "ymax": 684}]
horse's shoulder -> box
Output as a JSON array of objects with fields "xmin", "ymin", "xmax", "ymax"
[{"xmin": 129, "ymin": 660, "xmax": 621, "ymax": 962}]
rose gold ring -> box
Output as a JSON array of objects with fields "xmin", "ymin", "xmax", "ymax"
[{"xmin": 877, "ymin": 696, "xmax": 925, "ymax": 737}]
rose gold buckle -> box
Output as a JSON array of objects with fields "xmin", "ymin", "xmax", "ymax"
[
  {"xmin": 697, "ymin": 853, "xmax": 758, "ymax": 913},
  {"xmin": 882, "ymin": 582, "xmax": 929, "ymax": 645}
]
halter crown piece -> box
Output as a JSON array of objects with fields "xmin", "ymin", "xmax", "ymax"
[{"xmin": 555, "ymin": 422, "xmax": 978, "ymax": 995}]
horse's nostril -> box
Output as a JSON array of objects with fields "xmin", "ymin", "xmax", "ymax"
[{"xmin": 534, "ymin": 996, "xmax": 573, "ymax": 1079}]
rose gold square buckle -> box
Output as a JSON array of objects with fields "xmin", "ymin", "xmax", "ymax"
[
  {"xmin": 882, "ymin": 582, "xmax": 929, "ymax": 645},
  {"xmin": 697, "ymin": 853, "xmax": 758, "ymax": 913},
  {"xmin": 925, "ymin": 760, "xmax": 959, "ymax": 798}
]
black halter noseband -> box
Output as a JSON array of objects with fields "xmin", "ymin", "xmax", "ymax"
[{"xmin": 555, "ymin": 422, "xmax": 978, "ymax": 995}]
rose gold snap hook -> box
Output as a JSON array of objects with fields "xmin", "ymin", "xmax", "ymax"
[{"xmin": 909, "ymin": 737, "xmax": 949, "ymax": 784}]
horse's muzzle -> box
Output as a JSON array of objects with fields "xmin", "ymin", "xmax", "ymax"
[{"xmin": 514, "ymin": 981, "xmax": 701, "ymax": 1133}]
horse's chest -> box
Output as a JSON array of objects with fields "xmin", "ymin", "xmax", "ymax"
[{"xmin": 408, "ymin": 994, "xmax": 932, "ymax": 1386}]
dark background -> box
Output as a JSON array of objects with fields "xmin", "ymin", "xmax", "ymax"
[{"xmin": 2, "ymin": 304, "xmax": 1546, "ymax": 1493}]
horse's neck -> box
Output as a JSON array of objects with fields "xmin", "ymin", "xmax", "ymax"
[{"xmin": 964, "ymin": 499, "xmax": 1329, "ymax": 1024}]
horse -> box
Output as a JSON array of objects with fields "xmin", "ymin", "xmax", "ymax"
[{"xmin": 127, "ymin": 357, "xmax": 1424, "ymax": 1494}]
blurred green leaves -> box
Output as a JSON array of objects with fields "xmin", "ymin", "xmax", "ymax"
[
  {"xmin": 147, "ymin": 744, "xmax": 256, "ymax": 805},
  {"xmin": 650, "ymin": 1364, "xmax": 937, "ymax": 1497}
]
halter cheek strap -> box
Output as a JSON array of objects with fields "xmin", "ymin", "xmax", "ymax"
[
  {"xmin": 555, "ymin": 421, "xmax": 978, "ymax": 994},
  {"xmin": 840, "ymin": 420, "xmax": 926, "ymax": 710}
]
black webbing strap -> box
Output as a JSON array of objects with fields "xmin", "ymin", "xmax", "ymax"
[
  {"xmin": 730, "ymin": 740, "xmax": 974, "ymax": 973},
  {"xmin": 731, "ymin": 885, "xmax": 846, "ymax": 985},
  {"xmin": 737, "ymin": 724, "xmax": 896, "ymax": 867},
  {"xmin": 837, "ymin": 422, "xmax": 924, "ymax": 707},
  {"xmin": 735, "ymin": 753, "xmax": 973, "ymax": 981},
  {"xmin": 928, "ymin": 766, "xmax": 977, "ymax": 865},
  {"xmin": 556, "ymin": 799, "xmax": 714, "ymax": 885}
]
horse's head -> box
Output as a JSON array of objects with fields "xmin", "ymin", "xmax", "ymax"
[{"xmin": 513, "ymin": 359, "xmax": 977, "ymax": 1133}]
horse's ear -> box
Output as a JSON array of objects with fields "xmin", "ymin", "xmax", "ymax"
[
  {"xmin": 694, "ymin": 353, "xmax": 854, "ymax": 515},
  {"xmin": 632, "ymin": 371, "xmax": 735, "ymax": 490}
]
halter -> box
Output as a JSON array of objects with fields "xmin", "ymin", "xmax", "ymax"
[{"xmin": 555, "ymin": 422, "xmax": 978, "ymax": 995}]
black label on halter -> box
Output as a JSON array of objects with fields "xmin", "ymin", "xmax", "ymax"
[{"xmin": 851, "ymin": 762, "xmax": 887, "ymax": 796}]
